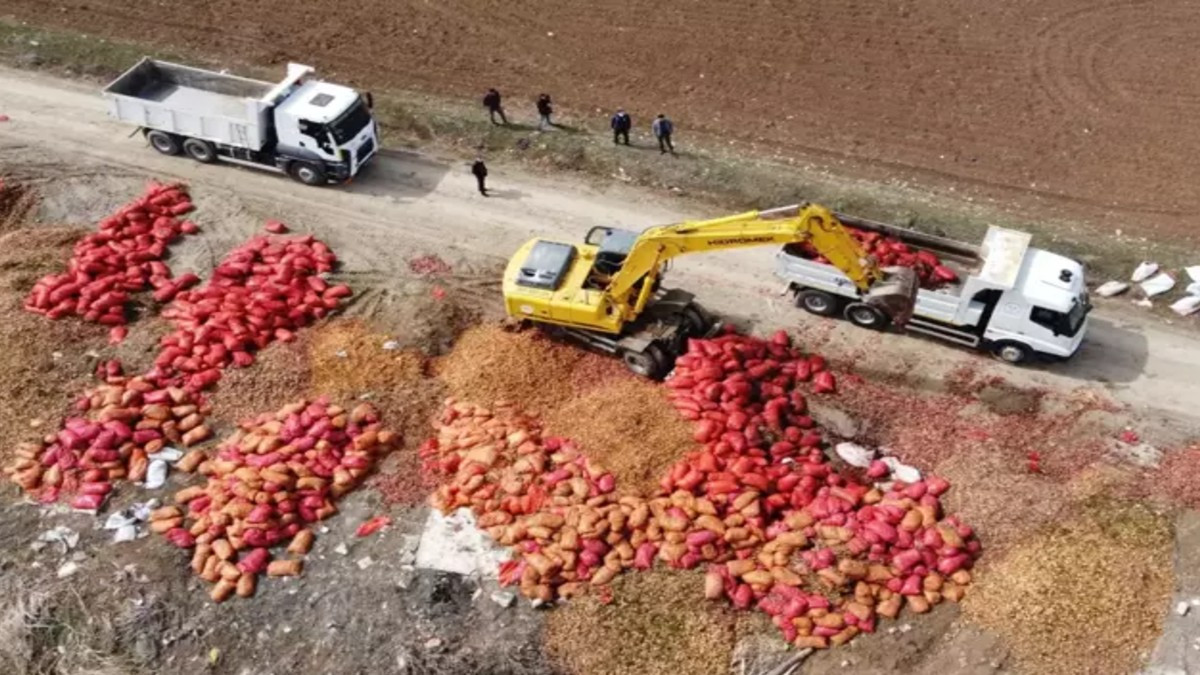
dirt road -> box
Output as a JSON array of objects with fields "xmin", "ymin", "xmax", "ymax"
[{"xmin": 1, "ymin": 65, "xmax": 1198, "ymax": 434}]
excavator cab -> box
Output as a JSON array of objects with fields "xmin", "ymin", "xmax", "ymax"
[{"xmin": 585, "ymin": 226, "xmax": 641, "ymax": 289}]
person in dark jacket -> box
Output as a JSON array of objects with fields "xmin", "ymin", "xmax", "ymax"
[
  {"xmin": 651, "ymin": 114, "xmax": 675, "ymax": 154},
  {"xmin": 471, "ymin": 157, "xmax": 489, "ymax": 196},
  {"xmin": 536, "ymin": 94, "xmax": 554, "ymax": 130},
  {"xmin": 610, "ymin": 108, "xmax": 632, "ymax": 145},
  {"xmin": 483, "ymin": 88, "xmax": 508, "ymax": 125}
]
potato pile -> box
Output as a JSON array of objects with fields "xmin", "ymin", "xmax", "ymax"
[
  {"xmin": 157, "ymin": 397, "xmax": 397, "ymax": 602},
  {"xmin": 4, "ymin": 372, "xmax": 210, "ymax": 508},
  {"xmin": 7, "ymin": 209, "xmax": 351, "ymax": 507},
  {"xmin": 791, "ymin": 225, "xmax": 959, "ymax": 289},
  {"xmin": 151, "ymin": 233, "xmax": 349, "ymax": 392},
  {"xmin": 422, "ymin": 328, "xmax": 981, "ymax": 649},
  {"xmin": 23, "ymin": 182, "xmax": 200, "ymax": 342}
]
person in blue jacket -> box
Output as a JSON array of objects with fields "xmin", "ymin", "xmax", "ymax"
[
  {"xmin": 611, "ymin": 108, "xmax": 632, "ymax": 145},
  {"xmin": 651, "ymin": 114, "xmax": 675, "ymax": 155}
]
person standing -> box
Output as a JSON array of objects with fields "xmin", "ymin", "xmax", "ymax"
[
  {"xmin": 610, "ymin": 108, "xmax": 632, "ymax": 145},
  {"xmin": 482, "ymin": 88, "xmax": 508, "ymax": 125},
  {"xmin": 471, "ymin": 156, "xmax": 489, "ymax": 196},
  {"xmin": 536, "ymin": 94, "xmax": 554, "ymax": 130},
  {"xmin": 651, "ymin": 113, "xmax": 675, "ymax": 154}
]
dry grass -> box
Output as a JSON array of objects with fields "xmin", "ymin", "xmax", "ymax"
[
  {"xmin": 963, "ymin": 499, "xmax": 1173, "ymax": 675},
  {"xmin": 0, "ymin": 579, "xmax": 152, "ymax": 675},
  {"xmin": 545, "ymin": 570, "xmax": 736, "ymax": 675},
  {"xmin": 542, "ymin": 377, "xmax": 696, "ymax": 496}
]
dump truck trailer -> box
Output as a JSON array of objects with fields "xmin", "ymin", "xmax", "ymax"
[
  {"xmin": 103, "ymin": 58, "xmax": 379, "ymax": 186},
  {"xmin": 775, "ymin": 213, "xmax": 1090, "ymax": 364}
]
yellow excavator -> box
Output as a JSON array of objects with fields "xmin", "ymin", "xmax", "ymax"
[{"xmin": 502, "ymin": 203, "xmax": 917, "ymax": 378}]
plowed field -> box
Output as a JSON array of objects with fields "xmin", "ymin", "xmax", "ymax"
[{"xmin": 5, "ymin": 0, "xmax": 1200, "ymax": 242}]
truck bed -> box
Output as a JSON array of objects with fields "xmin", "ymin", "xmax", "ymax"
[
  {"xmin": 103, "ymin": 59, "xmax": 273, "ymax": 149},
  {"xmin": 777, "ymin": 214, "xmax": 993, "ymax": 326}
]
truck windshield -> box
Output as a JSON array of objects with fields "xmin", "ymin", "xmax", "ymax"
[
  {"xmin": 329, "ymin": 99, "xmax": 372, "ymax": 144},
  {"xmin": 1030, "ymin": 296, "xmax": 1089, "ymax": 338},
  {"xmin": 1066, "ymin": 294, "xmax": 1090, "ymax": 333}
]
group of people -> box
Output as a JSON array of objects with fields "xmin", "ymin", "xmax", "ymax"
[
  {"xmin": 482, "ymin": 88, "xmax": 677, "ymax": 154},
  {"xmin": 483, "ymin": 88, "xmax": 556, "ymax": 131},
  {"xmin": 610, "ymin": 108, "xmax": 675, "ymax": 154},
  {"xmin": 472, "ymin": 87, "xmax": 679, "ymax": 196}
]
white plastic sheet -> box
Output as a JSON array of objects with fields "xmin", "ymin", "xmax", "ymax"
[
  {"xmin": 1141, "ymin": 273, "xmax": 1176, "ymax": 298},
  {"xmin": 1131, "ymin": 261, "xmax": 1160, "ymax": 282},
  {"xmin": 1095, "ymin": 281, "xmax": 1130, "ymax": 298},
  {"xmin": 1170, "ymin": 295, "xmax": 1200, "ymax": 316},
  {"xmin": 835, "ymin": 442, "xmax": 875, "ymax": 468}
]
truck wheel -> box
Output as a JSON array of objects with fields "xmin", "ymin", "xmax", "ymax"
[
  {"xmin": 621, "ymin": 344, "xmax": 666, "ymax": 379},
  {"xmin": 289, "ymin": 162, "xmax": 326, "ymax": 187},
  {"xmin": 844, "ymin": 302, "xmax": 888, "ymax": 330},
  {"xmin": 183, "ymin": 138, "xmax": 217, "ymax": 163},
  {"xmin": 991, "ymin": 341, "xmax": 1031, "ymax": 365},
  {"xmin": 796, "ymin": 289, "xmax": 840, "ymax": 317},
  {"xmin": 146, "ymin": 130, "xmax": 181, "ymax": 156}
]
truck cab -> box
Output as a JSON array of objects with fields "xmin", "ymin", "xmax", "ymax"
[
  {"xmin": 272, "ymin": 79, "xmax": 378, "ymax": 184},
  {"xmin": 978, "ymin": 248, "xmax": 1090, "ymax": 362}
]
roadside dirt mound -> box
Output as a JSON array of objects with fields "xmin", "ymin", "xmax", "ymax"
[
  {"xmin": 542, "ymin": 377, "xmax": 695, "ymax": 496},
  {"xmin": 545, "ymin": 570, "xmax": 736, "ymax": 675},
  {"xmin": 0, "ymin": 180, "xmax": 36, "ymax": 233},
  {"xmin": 308, "ymin": 318, "xmax": 442, "ymax": 440},
  {"xmin": 0, "ymin": 227, "xmax": 107, "ymax": 458},
  {"xmin": 308, "ymin": 318, "xmax": 448, "ymax": 506},
  {"xmin": 964, "ymin": 500, "xmax": 1172, "ymax": 675},
  {"xmin": 208, "ymin": 339, "xmax": 314, "ymax": 425},
  {"xmin": 434, "ymin": 324, "xmax": 621, "ymax": 416}
]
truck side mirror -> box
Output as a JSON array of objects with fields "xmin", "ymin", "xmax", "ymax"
[{"xmin": 365, "ymin": 92, "xmax": 374, "ymax": 109}]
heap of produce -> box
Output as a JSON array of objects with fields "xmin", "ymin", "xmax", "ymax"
[
  {"xmin": 150, "ymin": 233, "xmax": 349, "ymax": 392},
  {"xmin": 23, "ymin": 182, "xmax": 199, "ymax": 342},
  {"xmin": 421, "ymin": 327, "xmax": 981, "ymax": 649},
  {"xmin": 5, "ymin": 372, "xmax": 209, "ymax": 507},
  {"xmin": 6, "ymin": 197, "xmax": 351, "ymax": 506},
  {"xmin": 792, "ymin": 226, "xmax": 959, "ymax": 289},
  {"xmin": 157, "ymin": 398, "xmax": 396, "ymax": 601}
]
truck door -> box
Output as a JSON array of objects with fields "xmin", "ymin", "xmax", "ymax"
[{"xmin": 297, "ymin": 120, "xmax": 340, "ymax": 162}]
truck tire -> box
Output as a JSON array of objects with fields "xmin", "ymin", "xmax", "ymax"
[
  {"xmin": 991, "ymin": 341, "xmax": 1031, "ymax": 365},
  {"xmin": 796, "ymin": 289, "xmax": 840, "ymax": 317},
  {"xmin": 182, "ymin": 138, "xmax": 217, "ymax": 163},
  {"xmin": 621, "ymin": 344, "xmax": 667, "ymax": 379},
  {"xmin": 289, "ymin": 162, "xmax": 326, "ymax": 187},
  {"xmin": 146, "ymin": 130, "xmax": 181, "ymax": 156},
  {"xmin": 844, "ymin": 302, "xmax": 888, "ymax": 330}
]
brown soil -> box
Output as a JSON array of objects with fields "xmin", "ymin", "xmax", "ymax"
[
  {"xmin": 0, "ymin": 227, "xmax": 107, "ymax": 458},
  {"xmin": 6, "ymin": 1, "xmax": 1200, "ymax": 243},
  {"xmin": 963, "ymin": 500, "xmax": 1173, "ymax": 675},
  {"xmin": 544, "ymin": 570, "xmax": 736, "ymax": 675},
  {"xmin": 541, "ymin": 377, "xmax": 695, "ymax": 496},
  {"xmin": 0, "ymin": 179, "xmax": 37, "ymax": 232},
  {"xmin": 306, "ymin": 318, "xmax": 450, "ymax": 506},
  {"xmin": 434, "ymin": 324, "xmax": 623, "ymax": 417}
]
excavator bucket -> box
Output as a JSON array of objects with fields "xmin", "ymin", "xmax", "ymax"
[{"xmin": 865, "ymin": 266, "xmax": 919, "ymax": 326}]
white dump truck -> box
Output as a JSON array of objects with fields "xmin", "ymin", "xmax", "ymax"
[
  {"xmin": 103, "ymin": 58, "xmax": 379, "ymax": 186},
  {"xmin": 775, "ymin": 213, "xmax": 1091, "ymax": 364}
]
